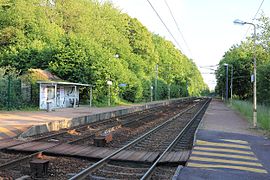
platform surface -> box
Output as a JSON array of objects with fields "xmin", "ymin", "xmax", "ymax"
[
  {"xmin": 177, "ymin": 99, "xmax": 270, "ymax": 180},
  {"xmin": 0, "ymin": 105, "xmax": 138, "ymax": 140}
]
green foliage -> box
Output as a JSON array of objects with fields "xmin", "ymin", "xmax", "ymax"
[
  {"xmin": 152, "ymin": 34, "xmax": 208, "ymax": 99},
  {"xmin": 0, "ymin": 0, "xmax": 208, "ymax": 108},
  {"xmin": 216, "ymin": 15, "xmax": 270, "ymax": 105},
  {"xmin": 231, "ymin": 100, "xmax": 270, "ymax": 131},
  {"xmin": 215, "ymin": 43, "xmax": 253, "ymax": 100},
  {"xmin": 257, "ymin": 62, "xmax": 270, "ymax": 105},
  {"xmin": 0, "ymin": 66, "xmax": 25, "ymax": 109}
]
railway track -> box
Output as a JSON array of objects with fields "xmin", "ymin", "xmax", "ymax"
[
  {"xmin": 29, "ymin": 99, "xmax": 190, "ymax": 144},
  {"xmin": 0, "ymin": 98, "xmax": 203, "ymax": 179},
  {"xmin": 69, "ymin": 98, "xmax": 211, "ymax": 180}
]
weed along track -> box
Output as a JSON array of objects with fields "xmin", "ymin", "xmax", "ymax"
[{"xmin": 0, "ymin": 98, "xmax": 210, "ymax": 179}]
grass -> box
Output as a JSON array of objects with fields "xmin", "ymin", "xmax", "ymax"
[
  {"xmin": 0, "ymin": 106, "xmax": 40, "ymax": 112},
  {"xmin": 230, "ymin": 100, "xmax": 270, "ymax": 131}
]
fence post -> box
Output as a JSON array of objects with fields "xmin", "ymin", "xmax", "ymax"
[{"xmin": 7, "ymin": 75, "xmax": 11, "ymax": 110}]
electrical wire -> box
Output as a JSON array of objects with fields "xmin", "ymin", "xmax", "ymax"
[
  {"xmin": 164, "ymin": 0, "xmax": 192, "ymax": 57},
  {"xmin": 146, "ymin": 0, "xmax": 183, "ymax": 52},
  {"xmin": 243, "ymin": 0, "xmax": 264, "ymax": 38}
]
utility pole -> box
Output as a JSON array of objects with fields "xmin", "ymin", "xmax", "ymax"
[
  {"xmin": 168, "ymin": 84, "xmax": 171, "ymax": 100},
  {"xmin": 7, "ymin": 75, "xmax": 11, "ymax": 110},
  {"xmin": 233, "ymin": 19, "xmax": 257, "ymax": 127},
  {"xmin": 155, "ymin": 64, "xmax": 158, "ymax": 101},
  {"xmin": 168, "ymin": 65, "xmax": 171, "ymax": 100},
  {"xmin": 89, "ymin": 86, "xmax": 92, "ymax": 108},
  {"xmin": 186, "ymin": 81, "xmax": 189, "ymax": 97},
  {"xmin": 150, "ymin": 85, "xmax": 153, "ymax": 102},
  {"xmin": 107, "ymin": 80, "xmax": 112, "ymax": 106},
  {"xmin": 224, "ymin": 64, "xmax": 229, "ymax": 101},
  {"xmin": 230, "ymin": 65, "xmax": 233, "ymax": 102}
]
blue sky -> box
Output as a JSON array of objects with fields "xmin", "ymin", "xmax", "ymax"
[{"xmin": 109, "ymin": 0, "xmax": 270, "ymax": 90}]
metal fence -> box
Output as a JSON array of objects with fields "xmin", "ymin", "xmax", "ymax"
[{"xmin": 0, "ymin": 76, "xmax": 37, "ymax": 110}]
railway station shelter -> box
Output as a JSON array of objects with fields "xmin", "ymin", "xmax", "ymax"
[{"xmin": 37, "ymin": 81, "xmax": 93, "ymax": 111}]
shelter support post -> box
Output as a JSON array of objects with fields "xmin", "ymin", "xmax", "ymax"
[{"xmin": 90, "ymin": 86, "xmax": 92, "ymax": 108}]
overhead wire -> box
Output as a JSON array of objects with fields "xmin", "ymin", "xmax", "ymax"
[
  {"xmin": 243, "ymin": 0, "xmax": 264, "ymax": 38},
  {"xmin": 145, "ymin": 0, "xmax": 183, "ymax": 52},
  {"xmin": 164, "ymin": 0, "xmax": 193, "ymax": 57},
  {"xmin": 253, "ymin": 0, "xmax": 265, "ymax": 19}
]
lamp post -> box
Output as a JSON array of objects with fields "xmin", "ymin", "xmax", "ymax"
[
  {"xmin": 233, "ymin": 19, "xmax": 257, "ymax": 128},
  {"xmin": 168, "ymin": 65, "xmax": 171, "ymax": 100},
  {"xmin": 186, "ymin": 81, "xmax": 189, "ymax": 97},
  {"xmin": 224, "ymin": 63, "xmax": 229, "ymax": 101},
  {"xmin": 150, "ymin": 85, "xmax": 153, "ymax": 102},
  {"xmin": 107, "ymin": 80, "xmax": 112, "ymax": 106},
  {"xmin": 230, "ymin": 65, "xmax": 233, "ymax": 102},
  {"xmin": 155, "ymin": 64, "xmax": 158, "ymax": 101},
  {"xmin": 224, "ymin": 63, "xmax": 234, "ymax": 102}
]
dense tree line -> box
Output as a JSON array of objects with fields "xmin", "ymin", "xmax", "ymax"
[
  {"xmin": 0, "ymin": 0, "xmax": 208, "ymax": 106},
  {"xmin": 216, "ymin": 15, "xmax": 270, "ymax": 105}
]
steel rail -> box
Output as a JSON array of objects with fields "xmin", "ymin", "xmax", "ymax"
[
  {"xmin": 0, "ymin": 99, "xmax": 194, "ymax": 171},
  {"xmin": 68, "ymin": 101, "xmax": 199, "ymax": 180},
  {"xmin": 0, "ymin": 111, "xmax": 154, "ymax": 170},
  {"xmin": 32, "ymin": 100, "xmax": 177, "ymax": 142},
  {"xmin": 20, "ymin": 102, "xmax": 164, "ymax": 142},
  {"xmin": 0, "ymin": 120, "xmax": 118, "ymax": 170},
  {"xmin": 69, "ymin": 102, "xmax": 185, "ymax": 144},
  {"xmin": 140, "ymin": 98, "xmax": 210, "ymax": 180}
]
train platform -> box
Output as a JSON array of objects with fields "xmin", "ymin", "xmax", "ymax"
[
  {"xmin": 177, "ymin": 99, "xmax": 270, "ymax": 180},
  {"xmin": 0, "ymin": 98, "xmax": 190, "ymax": 140},
  {"xmin": 0, "ymin": 105, "xmax": 139, "ymax": 140}
]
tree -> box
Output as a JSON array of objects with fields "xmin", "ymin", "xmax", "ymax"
[
  {"xmin": 216, "ymin": 14, "xmax": 270, "ymax": 104},
  {"xmin": 0, "ymin": 0, "xmax": 208, "ymax": 107}
]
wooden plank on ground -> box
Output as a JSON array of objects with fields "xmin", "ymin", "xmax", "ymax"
[
  {"xmin": 0, "ymin": 139, "xmax": 23, "ymax": 149},
  {"xmin": 140, "ymin": 151, "xmax": 154, "ymax": 162},
  {"xmin": 69, "ymin": 145, "xmax": 90, "ymax": 156},
  {"xmin": 146, "ymin": 152, "xmax": 159, "ymax": 162},
  {"xmin": 84, "ymin": 147, "xmax": 103, "ymax": 157},
  {"xmin": 111, "ymin": 150, "xmax": 159, "ymax": 163},
  {"xmin": 112, "ymin": 150, "xmax": 131, "ymax": 159},
  {"xmin": 128, "ymin": 151, "xmax": 148, "ymax": 161},
  {"xmin": 46, "ymin": 144, "xmax": 71, "ymax": 154},
  {"xmin": 74, "ymin": 146, "xmax": 99, "ymax": 157},
  {"xmin": 23, "ymin": 142, "xmax": 56, "ymax": 151},
  {"xmin": 91, "ymin": 148, "xmax": 111, "ymax": 158},
  {"xmin": 59, "ymin": 144, "xmax": 78, "ymax": 154},
  {"xmin": 159, "ymin": 150, "xmax": 191, "ymax": 163},
  {"xmin": 8, "ymin": 142, "xmax": 42, "ymax": 151}
]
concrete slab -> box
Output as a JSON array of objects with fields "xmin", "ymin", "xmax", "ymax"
[
  {"xmin": 0, "ymin": 105, "xmax": 132, "ymax": 140},
  {"xmin": 176, "ymin": 99, "xmax": 270, "ymax": 180}
]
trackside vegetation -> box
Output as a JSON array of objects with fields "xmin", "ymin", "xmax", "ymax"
[
  {"xmin": 216, "ymin": 15, "xmax": 270, "ymax": 131},
  {"xmin": 0, "ymin": 0, "xmax": 208, "ymax": 109},
  {"xmin": 231, "ymin": 100, "xmax": 270, "ymax": 131},
  {"xmin": 216, "ymin": 15, "xmax": 270, "ymax": 106}
]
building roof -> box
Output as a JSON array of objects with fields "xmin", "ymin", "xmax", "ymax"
[
  {"xmin": 28, "ymin": 69, "xmax": 62, "ymax": 81},
  {"xmin": 37, "ymin": 81, "xmax": 92, "ymax": 87}
]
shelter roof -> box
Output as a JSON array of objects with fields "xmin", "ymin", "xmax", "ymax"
[{"xmin": 37, "ymin": 81, "xmax": 92, "ymax": 87}]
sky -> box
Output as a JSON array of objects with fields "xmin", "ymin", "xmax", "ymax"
[{"xmin": 108, "ymin": 0, "xmax": 270, "ymax": 90}]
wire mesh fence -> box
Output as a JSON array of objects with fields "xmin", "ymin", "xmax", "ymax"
[{"xmin": 0, "ymin": 75, "xmax": 37, "ymax": 110}]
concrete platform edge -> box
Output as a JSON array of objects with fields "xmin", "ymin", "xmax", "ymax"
[{"xmin": 19, "ymin": 97, "xmax": 195, "ymax": 138}]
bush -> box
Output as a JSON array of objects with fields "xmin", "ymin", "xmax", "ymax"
[{"xmin": 231, "ymin": 100, "xmax": 270, "ymax": 131}]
